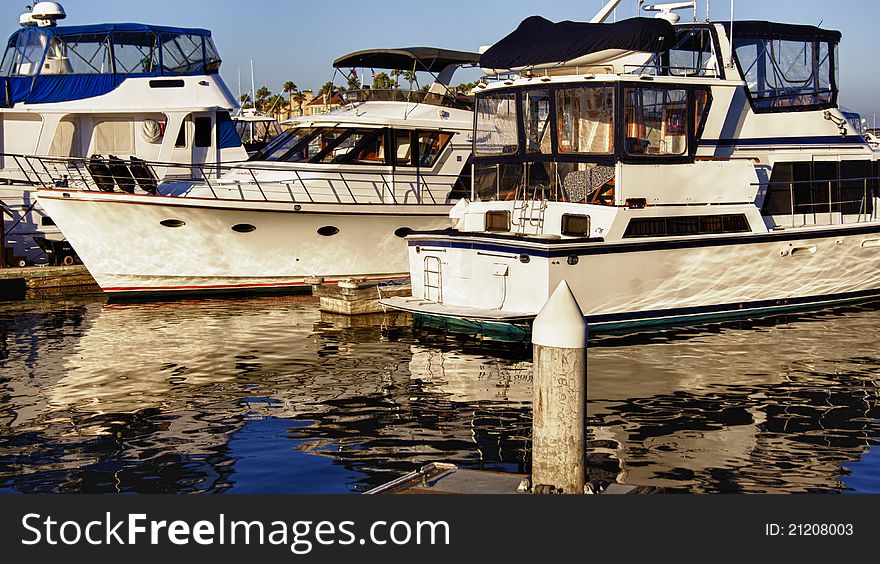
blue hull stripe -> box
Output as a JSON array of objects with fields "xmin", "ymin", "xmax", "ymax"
[
  {"xmin": 414, "ymin": 289, "xmax": 880, "ymax": 337},
  {"xmin": 409, "ymin": 223, "xmax": 880, "ymax": 258},
  {"xmin": 701, "ymin": 135, "xmax": 867, "ymax": 147}
]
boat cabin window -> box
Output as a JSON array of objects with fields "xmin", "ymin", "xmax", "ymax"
[
  {"xmin": 555, "ymin": 86, "xmax": 614, "ymax": 155},
  {"xmin": 94, "ymin": 119, "xmax": 135, "ymax": 154},
  {"xmin": 42, "ymin": 33, "xmax": 113, "ymax": 75},
  {"xmin": 0, "ymin": 27, "xmax": 220, "ymax": 78},
  {"xmin": 414, "ymin": 131, "xmax": 452, "ymax": 167},
  {"xmin": 733, "ymin": 36, "xmax": 837, "ymax": 112},
  {"xmin": 764, "ymin": 160, "xmax": 876, "ymax": 216},
  {"xmin": 522, "ymin": 89, "xmax": 552, "ymax": 155},
  {"xmin": 112, "ymin": 31, "xmax": 159, "ymax": 74},
  {"xmin": 251, "ymin": 126, "xmax": 404, "ymax": 165},
  {"xmin": 475, "ymin": 92, "xmax": 518, "ymax": 156},
  {"xmin": 48, "ymin": 118, "xmax": 79, "ymax": 157},
  {"xmin": 194, "ymin": 117, "xmax": 212, "ymax": 147},
  {"xmin": 2, "ymin": 30, "xmax": 47, "ymax": 76},
  {"xmin": 161, "ymin": 33, "xmax": 205, "ymax": 74},
  {"xmin": 624, "ymin": 214, "xmax": 750, "ymax": 238},
  {"xmin": 666, "ymin": 27, "xmax": 717, "ymax": 77},
  {"xmin": 561, "ymin": 214, "xmax": 591, "ymax": 237},
  {"xmin": 624, "ymin": 88, "xmax": 688, "ymax": 157},
  {"xmin": 485, "ymin": 210, "xmax": 511, "ymax": 232}
]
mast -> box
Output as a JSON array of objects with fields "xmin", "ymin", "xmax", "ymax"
[
  {"xmin": 590, "ymin": 0, "xmax": 624, "ymax": 23},
  {"xmin": 250, "ymin": 59, "xmax": 256, "ymax": 112}
]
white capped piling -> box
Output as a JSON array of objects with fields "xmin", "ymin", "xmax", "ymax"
[{"xmin": 531, "ymin": 280, "xmax": 587, "ymax": 494}]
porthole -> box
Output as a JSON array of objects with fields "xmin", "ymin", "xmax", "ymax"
[
  {"xmin": 317, "ymin": 226, "xmax": 339, "ymax": 237},
  {"xmin": 519, "ymin": 254, "xmax": 530, "ymax": 264},
  {"xmin": 394, "ymin": 227, "xmax": 413, "ymax": 238},
  {"xmin": 160, "ymin": 219, "xmax": 185, "ymax": 228},
  {"xmin": 232, "ymin": 223, "xmax": 256, "ymax": 233},
  {"xmin": 567, "ymin": 255, "xmax": 579, "ymax": 266}
]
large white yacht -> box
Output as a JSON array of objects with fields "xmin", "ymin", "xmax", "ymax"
[
  {"xmin": 0, "ymin": 2, "xmax": 247, "ymax": 267},
  {"xmin": 382, "ymin": 4, "xmax": 880, "ymax": 332},
  {"xmin": 27, "ymin": 47, "xmax": 479, "ymax": 297}
]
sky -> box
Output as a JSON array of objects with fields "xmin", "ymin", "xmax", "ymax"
[{"xmin": 2, "ymin": 0, "xmax": 879, "ymax": 117}]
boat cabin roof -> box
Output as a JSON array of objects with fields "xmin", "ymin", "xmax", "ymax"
[
  {"xmin": 333, "ymin": 47, "xmax": 480, "ymax": 73},
  {"xmin": 718, "ymin": 20, "xmax": 841, "ymax": 43}
]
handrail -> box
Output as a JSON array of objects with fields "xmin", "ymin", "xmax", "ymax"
[
  {"xmin": 7, "ymin": 153, "xmax": 464, "ymax": 207},
  {"xmin": 755, "ymin": 176, "xmax": 879, "ymax": 227}
]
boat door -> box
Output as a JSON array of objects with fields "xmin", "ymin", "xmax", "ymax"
[{"xmin": 190, "ymin": 112, "xmax": 216, "ymax": 178}]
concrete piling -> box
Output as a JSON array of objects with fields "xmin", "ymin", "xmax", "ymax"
[{"xmin": 531, "ymin": 280, "xmax": 587, "ymax": 494}]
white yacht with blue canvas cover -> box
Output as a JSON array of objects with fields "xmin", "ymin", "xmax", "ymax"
[
  {"xmin": 0, "ymin": 2, "xmax": 246, "ymax": 267},
  {"xmin": 28, "ymin": 46, "xmax": 479, "ymax": 296},
  {"xmin": 382, "ymin": 1, "xmax": 880, "ymax": 332}
]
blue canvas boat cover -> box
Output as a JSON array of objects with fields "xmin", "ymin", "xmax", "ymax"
[
  {"xmin": 0, "ymin": 23, "xmax": 220, "ymax": 106},
  {"xmin": 480, "ymin": 16, "xmax": 676, "ymax": 70}
]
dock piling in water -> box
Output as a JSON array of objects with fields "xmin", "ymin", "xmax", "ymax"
[{"xmin": 531, "ymin": 280, "xmax": 587, "ymax": 494}]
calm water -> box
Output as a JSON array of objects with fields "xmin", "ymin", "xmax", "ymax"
[{"xmin": 1, "ymin": 295, "xmax": 879, "ymax": 494}]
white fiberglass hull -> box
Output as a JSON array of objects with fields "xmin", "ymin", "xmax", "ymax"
[
  {"xmin": 36, "ymin": 190, "xmax": 453, "ymax": 297},
  {"xmin": 386, "ymin": 225, "xmax": 880, "ymax": 330}
]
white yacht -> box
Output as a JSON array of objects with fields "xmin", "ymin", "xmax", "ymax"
[
  {"xmin": 28, "ymin": 47, "xmax": 479, "ymax": 297},
  {"xmin": 383, "ymin": 4, "xmax": 880, "ymax": 332},
  {"xmin": 0, "ymin": 2, "xmax": 247, "ymax": 267}
]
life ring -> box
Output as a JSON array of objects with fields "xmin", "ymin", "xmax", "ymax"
[{"xmin": 62, "ymin": 255, "xmax": 75, "ymax": 266}]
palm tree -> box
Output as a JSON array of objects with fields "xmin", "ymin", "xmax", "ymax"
[
  {"xmin": 402, "ymin": 69, "xmax": 417, "ymax": 91},
  {"xmin": 239, "ymin": 93, "xmax": 253, "ymax": 110},
  {"xmin": 372, "ymin": 72, "xmax": 393, "ymax": 90},
  {"xmin": 255, "ymin": 86, "xmax": 271, "ymax": 112},
  {"xmin": 282, "ymin": 81, "xmax": 297, "ymax": 119},
  {"xmin": 389, "ymin": 69, "xmax": 402, "ymax": 89},
  {"xmin": 317, "ymin": 81, "xmax": 336, "ymax": 97},
  {"xmin": 346, "ymin": 72, "xmax": 361, "ymax": 91}
]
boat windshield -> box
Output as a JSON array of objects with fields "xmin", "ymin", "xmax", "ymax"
[
  {"xmin": 235, "ymin": 119, "xmax": 283, "ymax": 145},
  {"xmin": 0, "ymin": 25, "xmax": 220, "ymax": 77},
  {"xmin": 471, "ymin": 82, "xmax": 709, "ymax": 204},
  {"xmin": 251, "ymin": 127, "xmax": 387, "ymax": 165}
]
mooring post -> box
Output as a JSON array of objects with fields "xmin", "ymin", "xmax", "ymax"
[{"xmin": 531, "ymin": 280, "xmax": 587, "ymax": 494}]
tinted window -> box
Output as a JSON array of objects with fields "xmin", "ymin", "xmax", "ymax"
[
  {"xmin": 624, "ymin": 215, "xmax": 750, "ymax": 238},
  {"xmin": 624, "ymin": 88, "xmax": 688, "ymax": 157},
  {"xmin": 194, "ymin": 117, "xmax": 212, "ymax": 147}
]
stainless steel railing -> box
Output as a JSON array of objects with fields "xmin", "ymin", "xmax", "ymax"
[
  {"xmin": 760, "ymin": 177, "xmax": 878, "ymax": 227},
  {"xmin": 7, "ymin": 154, "xmax": 466, "ymax": 206}
]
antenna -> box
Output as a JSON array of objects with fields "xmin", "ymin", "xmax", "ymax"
[
  {"xmin": 706, "ymin": 0, "xmax": 711, "ymax": 21},
  {"xmin": 728, "ymin": 0, "xmax": 735, "ymax": 68},
  {"xmin": 642, "ymin": 2, "xmax": 697, "ymax": 24}
]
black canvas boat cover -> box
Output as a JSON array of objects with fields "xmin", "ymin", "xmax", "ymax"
[
  {"xmin": 480, "ymin": 16, "xmax": 675, "ymax": 70},
  {"xmin": 720, "ymin": 21, "xmax": 841, "ymax": 43},
  {"xmin": 333, "ymin": 48, "xmax": 480, "ymax": 72}
]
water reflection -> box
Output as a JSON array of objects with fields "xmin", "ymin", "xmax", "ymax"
[{"xmin": 0, "ymin": 296, "xmax": 879, "ymax": 493}]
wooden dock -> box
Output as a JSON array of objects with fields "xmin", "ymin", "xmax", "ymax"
[
  {"xmin": 365, "ymin": 463, "xmax": 654, "ymax": 495},
  {"xmin": 314, "ymin": 280, "xmax": 412, "ymax": 315},
  {"xmin": 0, "ymin": 265, "xmax": 102, "ymax": 300}
]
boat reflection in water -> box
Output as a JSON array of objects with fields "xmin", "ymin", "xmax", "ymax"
[{"xmin": 1, "ymin": 296, "xmax": 879, "ymax": 493}]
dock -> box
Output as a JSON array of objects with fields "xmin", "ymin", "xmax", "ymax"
[
  {"xmin": 365, "ymin": 463, "xmax": 654, "ymax": 494},
  {"xmin": 314, "ymin": 279, "xmax": 412, "ymax": 315},
  {"xmin": 0, "ymin": 265, "xmax": 101, "ymax": 300}
]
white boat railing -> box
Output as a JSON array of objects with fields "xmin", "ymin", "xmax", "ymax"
[{"xmin": 6, "ymin": 154, "xmax": 467, "ymax": 206}]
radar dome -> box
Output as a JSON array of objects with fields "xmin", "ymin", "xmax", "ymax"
[{"xmin": 30, "ymin": 2, "xmax": 66, "ymax": 27}]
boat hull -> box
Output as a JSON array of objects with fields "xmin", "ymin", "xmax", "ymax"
[
  {"xmin": 386, "ymin": 224, "xmax": 880, "ymax": 330},
  {"xmin": 36, "ymin": 190, "xmax": 453, "ymax": 297}
]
